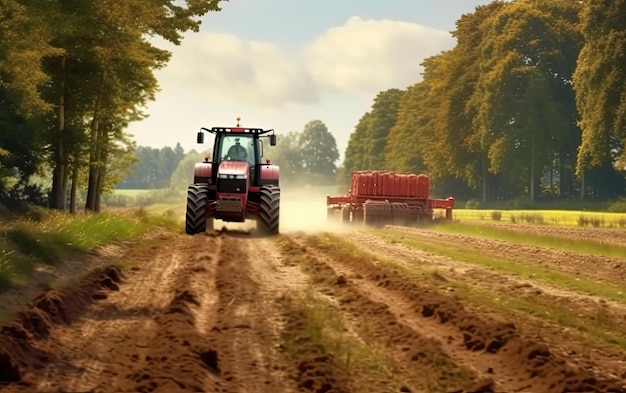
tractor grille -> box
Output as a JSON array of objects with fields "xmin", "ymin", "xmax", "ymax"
[
  {"xmin": 217, "ymin": 179, "xmax": 246, "ymax": 193},
  {"xmin": 217, "ymin": 196, "xmax": 243, "ymax": 212}
]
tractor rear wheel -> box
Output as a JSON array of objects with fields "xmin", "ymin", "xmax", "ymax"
[
  {"xmin": 259, "ymin": 185, "xmax": 280, "ymax": 235},
  {"xmin": 186, "ymin": 184, "xmax": 209, "ymax": 235}
]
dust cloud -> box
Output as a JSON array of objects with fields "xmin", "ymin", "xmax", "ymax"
[
  {"xmin": 279, "ymin": 185, "xmax": 350, "ymax": 234},
  {"xmin": 169, "ymin": 184, "xmax": 351, "ymax": 234}
]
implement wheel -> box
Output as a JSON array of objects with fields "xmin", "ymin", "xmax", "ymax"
[{"xmin": 340, "ymin": 206, "xmax": 351, "ymax": 224}]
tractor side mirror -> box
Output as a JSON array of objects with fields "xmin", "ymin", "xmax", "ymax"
[
  {"xmin": 269, "ymin": 134, "xmax": 276, "ymax": 146},
  {"xmin": 197, "ymin": 132, "xmax": 204, "ymax": 144}
]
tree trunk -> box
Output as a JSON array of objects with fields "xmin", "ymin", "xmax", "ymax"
[
  {"xmin": 481, "ymin": 154, "xmax": 488, "ymax": 203},
  {"xmin": 529, "ymin": 144, "xmax": 535, "ymax": 202},
  {"xmin": 85, "ymin": 69, "xmax": 106, "ymax": 212},
  {"xmin": 69, "ymin": 159, "xmax": 78, "ymax": 214},
  {"xmin": 50, "ymin": 56, "xmax": 67, "ymax": 210},
  {"xmin": 580, "ymin": 170, "xmax": 585, "ymax": 200},
  {"xmin": 94, "ymin": 127, "xmax": 109, "ymax": 212},
  {"xmin": 550, "ymin": 154, "xmax": 555, "ymax": 195}
]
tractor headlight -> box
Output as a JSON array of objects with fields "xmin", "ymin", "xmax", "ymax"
[{"xmin": 218, "ymin": 174, "xmax": 246, "ymax": 179}]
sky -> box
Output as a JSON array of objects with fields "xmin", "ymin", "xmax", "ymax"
[{"xmin": 127, "ymin": 0, "xmax": 499, "ymax": 161}]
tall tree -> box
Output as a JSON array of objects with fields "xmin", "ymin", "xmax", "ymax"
[
  {"xmin": 0, "ymin": 0, "xmax": 59, "ymax": 115},
  {"xmin": 384, "ymin": 83, "xmax": 429, "ymax": 175},
  {"xmin": 573, "ymin": 0, "xmax": 626, "ymax": 198},
  {"xmin": 470, "ymin": 0, "xmax": 582, "ymax": 201},
  {"xmin": 299, "ymin": 120, "xmax": 339, "ymax": 185},
  {"xmin": 364, "ymin": 89, "xmax": 405, "ymax": 170},
  {"xmin": 342, "ymin": 112, "xmax": 372, "ymax": 184},
  {"xmin": 264, "ymin": 131, "xmax": 303, "ymax": 185},
  {"xmin": 42, "ymin": 0, "xmax": 225, "ymax": 211}
]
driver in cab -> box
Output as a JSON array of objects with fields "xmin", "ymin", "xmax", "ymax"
[{"xmin": 226, "ymin": 138, "xmax": 248, "ymax": 161}]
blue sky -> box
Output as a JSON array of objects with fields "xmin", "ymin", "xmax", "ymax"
[{"xmin": 127, "ymin": 1, "xmax": 499, "ymax": 161}]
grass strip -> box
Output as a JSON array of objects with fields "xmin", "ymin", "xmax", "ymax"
[
  {"xmin": 374, "ymin": 229, "xmax": 626, "ymax": 304},
  {"xmin": 0, "ymin": 208, "xmax": 178, "ymax": 291},
  {"xmin": 421, "ymin": 222, "xmax": 626, "ymax": 259}
]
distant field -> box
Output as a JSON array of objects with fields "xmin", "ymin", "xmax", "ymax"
[
  {"xmin": 112, "ymin": 189, "xmax": 151, "ymax": 197},
  {"xmin": 455, "ymin": 208, "xmax": 626, "ymax": 227}
]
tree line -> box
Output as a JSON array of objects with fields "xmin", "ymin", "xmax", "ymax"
[
  {"xmin": 265, "ymin": 120, "xmax": 340, "ymax": 186},
  {"xmin": 116, "ymin": 144, "xmax": 186, "ymax": 189},
  {"xmin": 0, "ymin": 0, "xmax": 224, "ymax": 212},
  {"xmin": 341, "ymin": 0, "xmax": 626, "ymax": 204},
  {"xmin": 117, "ymin": 119, "xmax": 340, "ymax": 191}
]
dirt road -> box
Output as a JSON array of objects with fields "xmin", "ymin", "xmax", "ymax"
[{"xmin": 1, "ymin": 223, "xmax": 626, "ymax": 392}]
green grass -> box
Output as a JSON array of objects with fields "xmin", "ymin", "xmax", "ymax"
[
  {"xmin": 418, "ymin": 222, "xmax": 626, "ymax": 259},
  {"xmin": 0, "ymin": 208, "xmax": 179, "ymax": 291}
]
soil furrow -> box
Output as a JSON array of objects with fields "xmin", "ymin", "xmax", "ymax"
[
  {"xmin": 387, "ymin": 225, "xmax": 626, "ymax": 284},
  {"xmin": 346, "ymin": 230, "xmax": 626, "ymax": 348},
  {"xmin": 290, "ymin": 232, "xmax": 626, "ymax": 393}
]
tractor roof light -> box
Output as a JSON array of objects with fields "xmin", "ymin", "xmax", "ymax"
[{"xmin": 266, "ymin": 159, "xmax": 271, "ymax": 164}]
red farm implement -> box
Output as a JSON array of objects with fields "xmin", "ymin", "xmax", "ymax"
[{"xmin": 326, "ymin": 171, "xmax": 454, "ymax": 226}]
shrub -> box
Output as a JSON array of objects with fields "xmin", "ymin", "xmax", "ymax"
[
  {"xmin": 491, "ymin": 210, "xmax": 502, "ymax": 221},
  {"xmin": 608, "ymin": 198, "xmax": 626, "ymax": 213},
  {"xmin": 465, "ymin": 198, "xmax": 481, "ymax": 209},
  {"xmin": 519, "ymin": 212, "xmax": 544, "ymax": 224}
]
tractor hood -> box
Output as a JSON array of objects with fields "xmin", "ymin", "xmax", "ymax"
[{"xmin": 218, "ymin": 160, "xmax": 249, "ymax": 177}]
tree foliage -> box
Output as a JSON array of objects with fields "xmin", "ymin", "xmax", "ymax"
[
  {"xmin": 0, "ymin": 0, "xmax": 225, "ymax": 210},
  {"xmin": 573, "ymin": 0, "xmax": 626, "ymax": 172},
  {"xmin": 341, "ymin": 89, "xmax": 405, "ymax": 184},
  {"xmin": 117, "ymin": 144, "xmax": 186, "ymax": 189},
  {"xmin": 265, "ymin": 120, "xmax": 340, "ymax": 186},
  {"xmin": 341, "ymin": 0, "xmax": 625, "ymax": 202}
]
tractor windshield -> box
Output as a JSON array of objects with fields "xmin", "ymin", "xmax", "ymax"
[{"xmin": 219, "ymin": 135, "xmax": 256, "ymax": 165}]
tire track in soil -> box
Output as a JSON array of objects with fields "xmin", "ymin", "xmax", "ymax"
[
  {"xmin": 0, "ymin": 231, "xmax": 307, "ymax": 393},
  {"xmin": 287, "ymin": 233, "xmax": 626, "ymax": 393},
  {"xmin": 1, "ymin": 229, "xmax": 354, "ymax": 393},
  {"xmin": 199, "ymin": 233, "xmax": 300, "ymax": 393},
  {"xmin": 206, "ymin": 232, "xmax": 356, "ymax": 393},
  {"xmin": 0, "ymin": 231, "xmax": 223, "ymax": 393},
  {"xmin": 280, "ymin": 236, "xmax": 492, "ymax": 393}
]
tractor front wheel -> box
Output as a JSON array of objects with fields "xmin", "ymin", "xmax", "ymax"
[
  {"xmin": 259, "ymin": 185, "xmax": 280, "ymax": 235},
  {"xmin": 186, "ymin": 184, "xmax": 209, "ymax": 235}
]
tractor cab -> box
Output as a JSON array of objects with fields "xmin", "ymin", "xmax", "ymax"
[{"xmin": 196, "ymin": 119, "xmax": 277, "ymax": 186}]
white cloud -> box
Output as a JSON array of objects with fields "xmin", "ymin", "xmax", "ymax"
[
  {"xmin": 303, "ymin": 16, "xmax": 456, "ymax": 96},
  {"xmin": 131, "ymin": 17, "xmax": 457, "ymax": 156},
  {"xmin": 155, "ymin": 33, "xmax": 319, "ymax": 107}
]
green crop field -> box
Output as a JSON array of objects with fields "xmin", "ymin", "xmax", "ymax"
[{"xmin": 454, "ymin": 208, "xmax": 626, "ymax": 227}]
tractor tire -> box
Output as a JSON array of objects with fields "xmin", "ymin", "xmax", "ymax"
[
  {"xmin": 259, "ymin": 185, "xmax": 280, "ymax": 235},
  {"xmin": 186, "ymin": 184, "xmax": 209, "ymax": 235}
]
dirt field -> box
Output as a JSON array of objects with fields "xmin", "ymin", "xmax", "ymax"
[{"xmin": 1, "ymin": 218, "xmax": 626, "ymax": 392}]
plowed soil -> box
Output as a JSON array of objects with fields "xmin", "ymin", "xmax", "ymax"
[{"xmin": 1, "ymin": 219, "xmax": 626, "ymax": 393}]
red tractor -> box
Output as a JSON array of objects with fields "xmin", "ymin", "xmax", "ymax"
[{"xmin": 185, "ymin": 118, "xmax": 280, "ymax": 235}]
